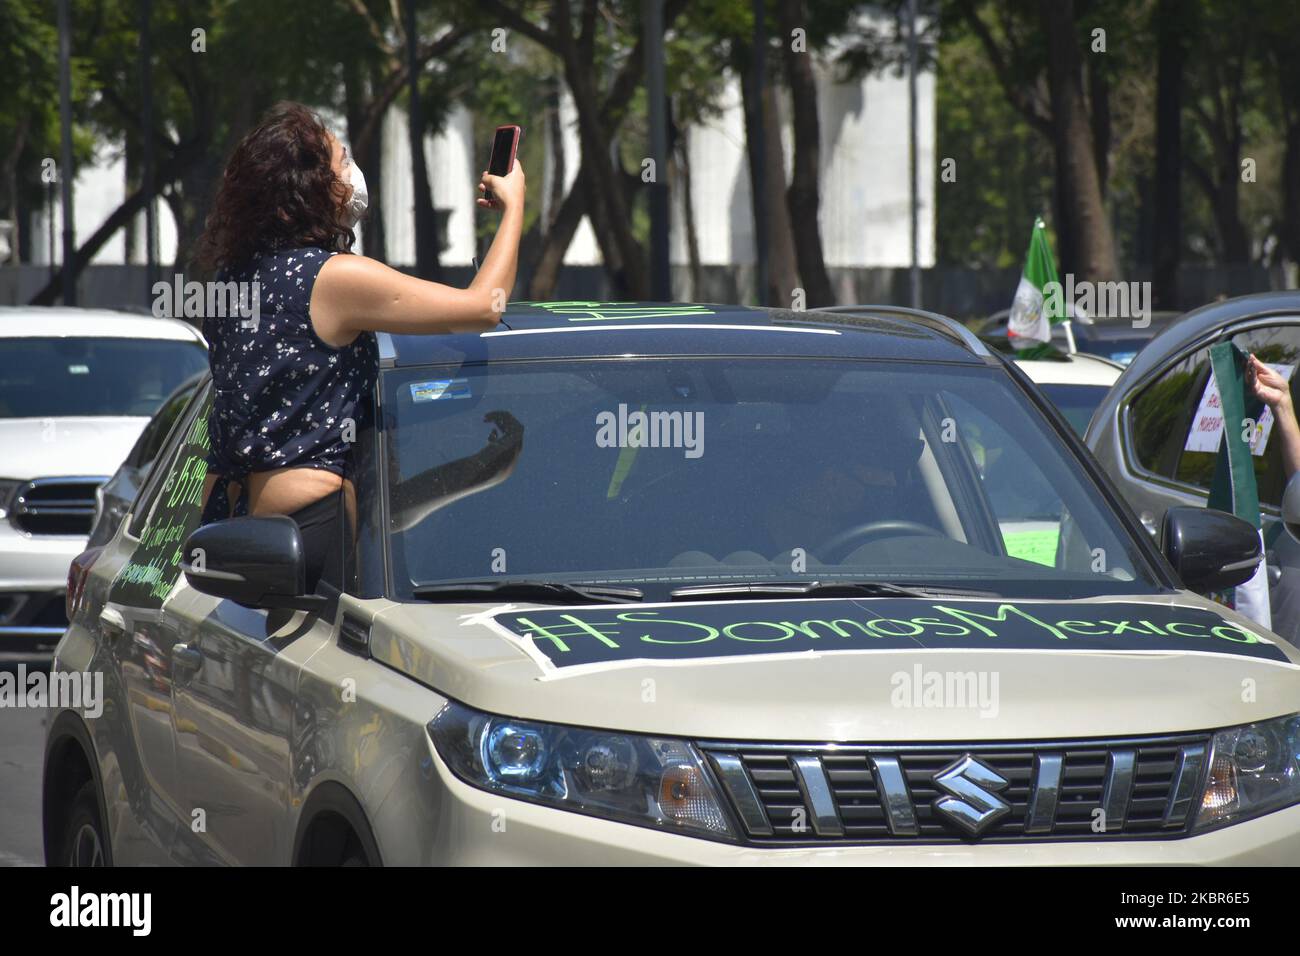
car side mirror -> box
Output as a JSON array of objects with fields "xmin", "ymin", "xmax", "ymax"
[
  {"xmin": 1161, "ymin": 506, "xmax": 1261, "ymax": 592},
  {"xmin": 182, "ymin": 515, "xmax": 327, "ymax": 611},
  {"xmin": 1283, "ymin": 473, "xmax": 1300, "ymax": 541}
]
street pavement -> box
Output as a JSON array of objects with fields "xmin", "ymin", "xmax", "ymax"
[{"xmin": 0, "ymin": 663, "xmax": 49, "ymax": 866}]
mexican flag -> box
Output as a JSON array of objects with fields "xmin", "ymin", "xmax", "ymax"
[
  {"xmin": 1007, "ymin": 217, "xmax": 1063, "ymax": 351},
  {"xmin": 1206, "ymin": 342, "xmax": 1272, "ymax": 630}
]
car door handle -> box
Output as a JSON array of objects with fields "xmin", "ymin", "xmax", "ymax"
[
  {"xmin": 1269, "ymin": 563, "xmax": 1282, "ymax": 585},
  {"xmin": 171, "ymin": 642, "xmax": 203, "ymax": 670}
]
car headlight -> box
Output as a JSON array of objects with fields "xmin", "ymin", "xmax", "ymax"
[
  {"xmin": 428, "ymin": 701, "xmax": 736, "ymax": 841},
  {"xmin": 1195, "ymin": 713, "xmax": 1300, "ymax": 830},
  {"xmin": 0, "ymin": 479, "xmax": 22, "ymax": 520}
]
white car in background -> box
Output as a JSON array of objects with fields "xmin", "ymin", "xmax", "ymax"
[
  {"xmin": 1007, "ymin": 344, "xmax": 1123, "ymax": 436},
  {"xmin": 978, "ymin": 338, "xmax": 1122, "ymax": 567},
  {"xmin": 982, "ymin": 340, "xmax": 1118, "ymax": 437},
  {"xmin": 0, "ymin": 307, "xmax": 207, "ymax": 657}
]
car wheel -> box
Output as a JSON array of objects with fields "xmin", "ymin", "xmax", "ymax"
[
  {"xmin": 339, "ymin": 833, "xmax": 369, "ymax": 867},
  {"xmin": 64, "ymin": 780, "xmax": 108, "ymax": 867}
]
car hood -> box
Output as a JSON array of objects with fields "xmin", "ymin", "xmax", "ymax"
[
  {"xmin": 369, "ymin": 592, "xmax": 1300, "ymax": 742},
  {"xmin": 0, "ymin": 416, "xmax": 147, "ymax": 479}
]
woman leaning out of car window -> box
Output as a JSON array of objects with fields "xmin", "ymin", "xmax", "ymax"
[{"xmin": 193, "ymin": 100, "xmax": 525, "ymax": 591}]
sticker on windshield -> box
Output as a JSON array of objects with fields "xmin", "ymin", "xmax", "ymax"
[
  {"xmin": 410, "ymin": 378, "xmax": 471, "ymax": 403},
  {"xmin": 493, "ymin": 599, "xmax": 1292, "ymax": 669}
]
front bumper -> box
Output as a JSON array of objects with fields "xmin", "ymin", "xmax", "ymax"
[
  {"xmin": 0, "ymin": 522, "xmax": 82, "ymax": 652},
  {"xmin": 410, "ymin": 739, "xmax": 1300, "ymax": 865}
]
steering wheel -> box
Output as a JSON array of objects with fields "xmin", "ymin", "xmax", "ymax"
[{"xmin": 815, "ymin": 520, "xmax": 944, "ymax": 563}]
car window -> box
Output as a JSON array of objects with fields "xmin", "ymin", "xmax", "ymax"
[
  {"xmin": 0, "ymin": 337, "xmax": 207, "ymax": 418},
  {"xmin": 1037, "ymin": 383, "xmax": 1110, "ymax": 436},
  {"xmin": 111, "ymin": 384, "xmax": 212, "ymax": 609},
  {"xmin": 1129, "ymin": 321, "xmax": 1300, "ymax": 507},
  {"xmin": 383, "ymin": 359, "xmax": 1157, "ymax": 600},
  {"xmin": 945, "ymin": 395, "xmax": 1072, "ymax": 567},
  {"xmin": 1229, "ymin": 322, "xmax": 1300, "ymax": 507},
  {"xmin": 128, "ymin": 380, "xmax": 199, "ymax": 469},
  {"xmin": 127, "ymin": 383, "xmax": 210, "ymax": 541},
  {"xmin": 1128, "ymin": 344, "xmax": 1214, "ymax": 488}
]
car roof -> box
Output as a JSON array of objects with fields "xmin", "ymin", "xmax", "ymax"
[
  {"xmin": 1013, "ymin": 351, "xmax": 1123, "ymax": 387},
  {"xmin": 0, "ymin": 306, "xmax": 206, "ymax": 343},
  {"xmin": 1073, "ymin": 314, "xmax": 1179, "ymax": 341},
  {"xmin": 1112, "ymin": 291, "xmax": 1300, "ymax": 385},
  {"xmin": 378, "ymin": 300, "xmax": 995, "ymax": 368}
]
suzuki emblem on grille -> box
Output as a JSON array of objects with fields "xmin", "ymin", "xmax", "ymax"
[{"xmin": 932, "ymin": 755, "xmax": 1011, "ymax": 835}]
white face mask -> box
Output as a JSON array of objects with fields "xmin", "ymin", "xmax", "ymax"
[{"xmin": 344, "ymin": 159, "xmax": 368, "ymax": 227}]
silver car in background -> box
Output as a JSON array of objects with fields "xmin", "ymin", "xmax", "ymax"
[
  {"xmin": 0, "ymin": 308, "xmax": 207, "ymax": 658},
  {"xmin": 1087, "ymin": 291, "xmax": 1300, "ymax": 646}
]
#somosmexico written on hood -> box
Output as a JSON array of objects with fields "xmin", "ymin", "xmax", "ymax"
[{"xmin": 487, "ymin": 598, "xmax": 1293, "ymax": 673}]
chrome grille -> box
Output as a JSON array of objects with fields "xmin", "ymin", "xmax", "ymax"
[
  {"xmin": 10, "ymin": 477, "xmax": 107, "ymax": 536},
  {"xmin": 701, "ymin": 735, "xmax": 1210, "ymax": 844}
]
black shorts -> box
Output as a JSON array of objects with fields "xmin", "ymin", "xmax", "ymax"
[{"xmin": 287, "ymin": 490, "xmax": 352, "ymax": 592}]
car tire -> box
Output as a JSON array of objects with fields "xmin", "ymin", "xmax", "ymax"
[
  {"xmin": 340, "ymin": 846, "xmax": 368, "ymax": 866},
  {"xmin": 63, "ymin": 780, "xmax": 109, "ymax": 867}
]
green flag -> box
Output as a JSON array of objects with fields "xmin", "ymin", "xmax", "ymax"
[
  {"xmin": 1007, "ymin": 217, "xmax": 1062, "ymax": 352},
  {"xmin": 1205, "ymin": 342, "xmax": 1272, "ymax": 629}
]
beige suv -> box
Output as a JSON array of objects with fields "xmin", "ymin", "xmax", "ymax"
[{"xmin": 43, "ymin": 302, "xmax": 1300, "ymax": 865}]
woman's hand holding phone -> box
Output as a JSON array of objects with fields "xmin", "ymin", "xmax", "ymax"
[
  {"xmin": 477, "ymin": 163, "xmax": 525, "ymax": 213},
  {"xmin": 478, "ymin": 125, "xmax": 523, "ymax": 212}
]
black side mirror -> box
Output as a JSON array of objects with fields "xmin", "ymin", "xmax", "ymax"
[
  {"xmin": 1161, "ymin": 506, "xmax": 1262, "ymax": 592},
  {"xmin": 182, "ymin": 516, "xmax": 326, "ymax": 611}
]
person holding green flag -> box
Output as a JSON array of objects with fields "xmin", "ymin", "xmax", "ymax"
[
  {"xmin": 1007, "ymin": 217, "xmax": 1065, "ymax": 354},
  {"xmin": 1248, "ymin": 354, "xmax": 1300, "ymax": 479},
  {"xmin": 1203, "ymin": 349, "xmax": 1300, "ymax": 630}
]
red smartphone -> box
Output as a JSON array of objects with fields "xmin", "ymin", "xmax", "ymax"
[{"xmin": 484, "ymin": 124, "xmax": 521, "ymax": 204}]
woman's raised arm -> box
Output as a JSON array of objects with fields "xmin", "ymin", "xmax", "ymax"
[{"xmin": 310, "ymin": 162, "xmax": 525, "ymax": 345}]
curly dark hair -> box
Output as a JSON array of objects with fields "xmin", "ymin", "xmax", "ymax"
[{"xmin": 196, "ymin": 101, "xmax": 355, "ymax": 272}]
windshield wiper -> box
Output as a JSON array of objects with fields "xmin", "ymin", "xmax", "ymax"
[
  {"xmin": 669, "ymin": 580, "xmax": 929, "ymax": 601},
  {"xmin": 412, "ymin": 580, "xmax": 644, "ymax": 604}
]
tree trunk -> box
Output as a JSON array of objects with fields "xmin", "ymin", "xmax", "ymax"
[
  {"xmin": 347, "ymin": 64, "xmax": 388, "ymax": 263},
  {"xmin": 1040, "ymin": 0, "xmax": 1118, "ymax": 281},
  {"xmin": 1211, "ymin": 162, "xmax": 1250, "ymax": 263},
  {"xmin": 1088, "ymin": 58, "xmax": 1110, "ymax": 201},
  {"xmin": 760, "ymin": 80, "xmax": 798, "ymax": 305},
  {"xmin": 409, "ymin": 85, "xmax": 441, "ymax": 278},
  {"xmin": 29, "ymin": 142, "xmax": 204, "ymax": 304},
  {"xmin": 734, "ymin": 32, "xmax": 799, "ymax": 307},
  {"xmin": 528, "ymin": 163, "xmax": 591, "ymax": 300},
  {"xmin": 564, "ymin": 59, "xmax": 645, "ymax": 298},
  {"xmin": 1283, "ymin": 118, "xmax": 1300, "ymax": 268},
  {"xmin": 1152, "ymin": 0, "xmax": 1184, "ymax": 308},
  {"xmin": 775, "ymin": 0, "xmax": 835, "ymax": 307},
  {"xmin": 545, "ymin": 79, "xmax": 566, "ymax": 232},
  {"xmin": 675, "ymin": 127, "xmax": 702, "ymax": 300},
  {"xmin": 3, "ymin": 117, "xmax": 27, "ymax": 263}
]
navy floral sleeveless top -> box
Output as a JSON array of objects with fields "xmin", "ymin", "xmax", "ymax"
[{"xmin": 202, "ymin": 246, "xmax": 377, "ymax": 519}]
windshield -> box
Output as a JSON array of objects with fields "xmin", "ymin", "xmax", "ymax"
[
  {"xmin": 382, "ymin": 358, "xmax": 1162, "ymax": 600},
  {"xmin": 1037, "ymin": 383, "xmax": 1110, "ymax": 436},
  {"xmin": 0, "ymin": 337, "xmax": 208, "ymax": 418}
]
